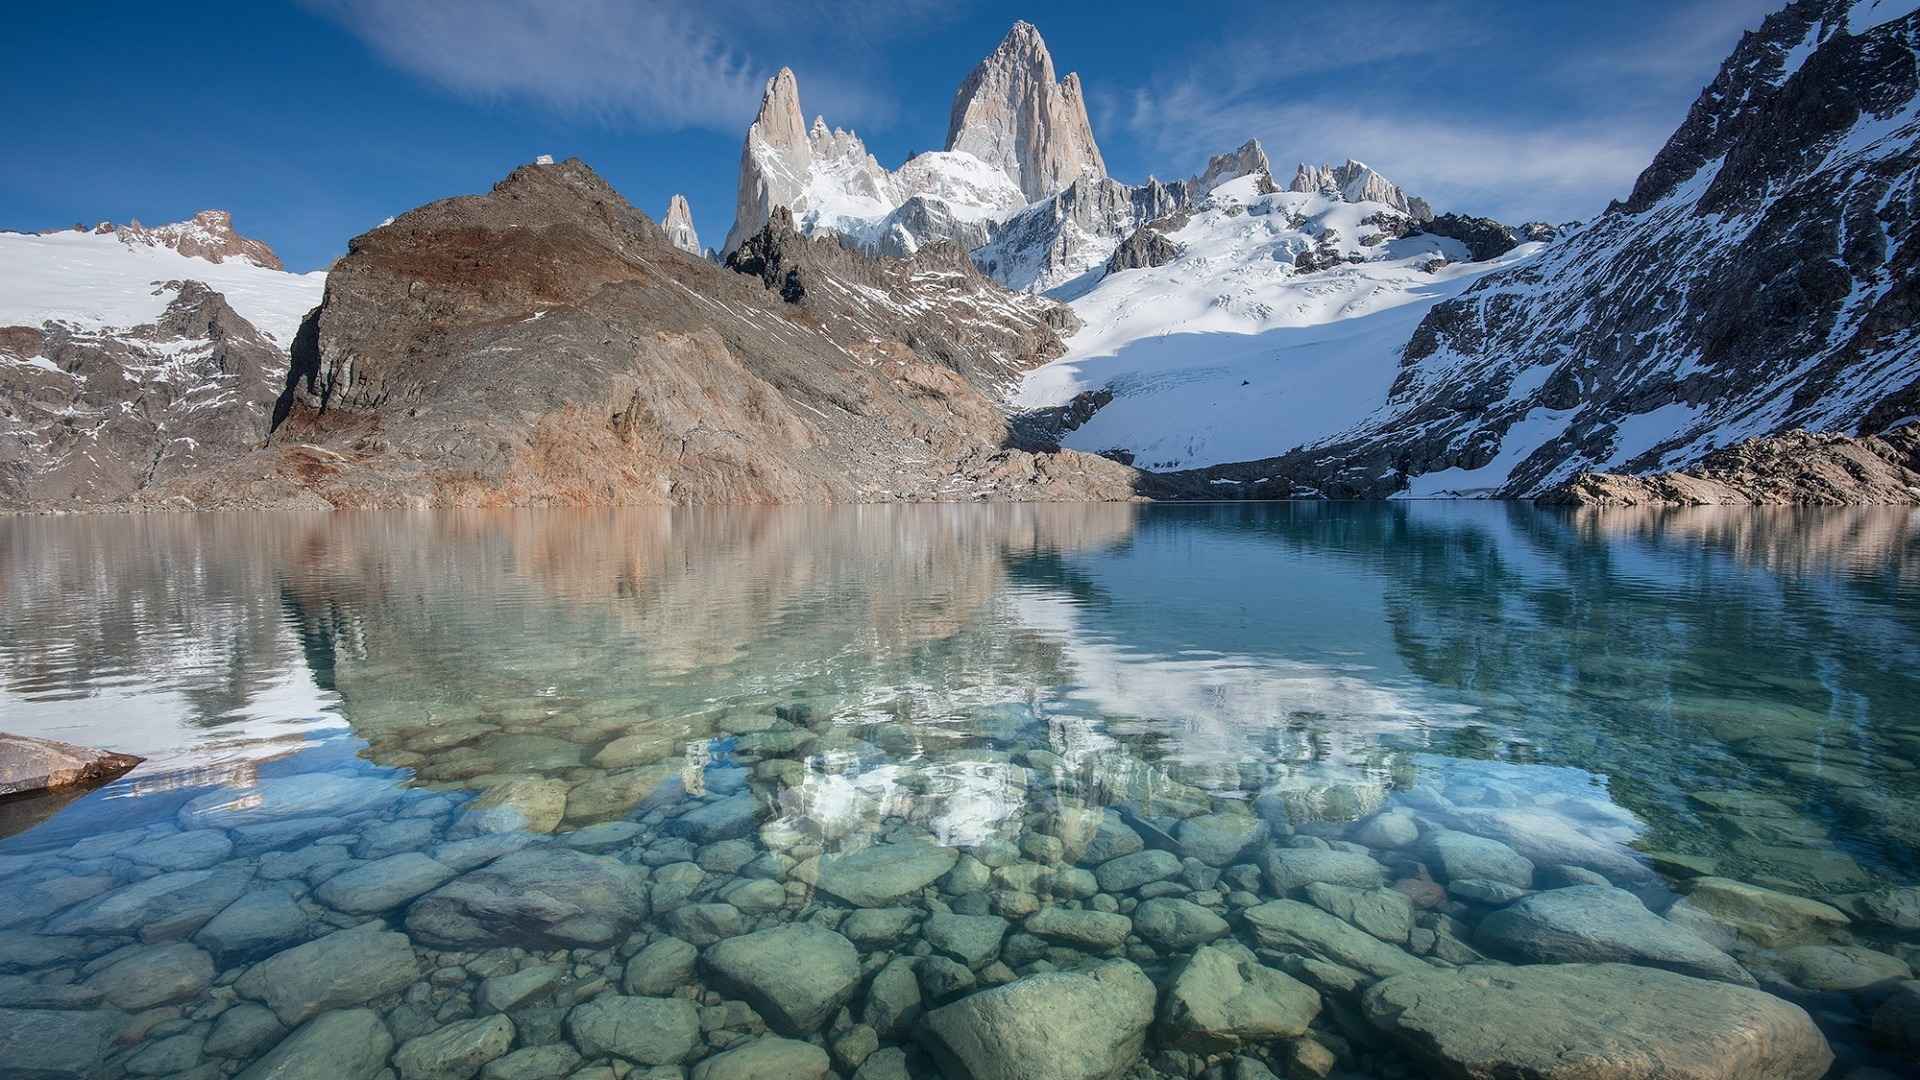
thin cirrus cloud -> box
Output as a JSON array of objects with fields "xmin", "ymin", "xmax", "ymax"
[{"xmin": 301, "ymin": 0, "xmax": 942, "ymax": 134}]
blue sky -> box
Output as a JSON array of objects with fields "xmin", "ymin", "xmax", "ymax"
[{"xmin": 4, "ymin": 0, "xmax": 1783, "ymax": 271}]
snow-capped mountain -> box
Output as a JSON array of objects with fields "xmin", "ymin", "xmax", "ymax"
[
  {"xmin": 1285, "ymin": 0, "xmax": 1920, "ymax": 498},
  {"xmin": 1015, "ymin": 174, "xmax": 1538, "ymax": 470},
  {"xmin": 0, "ymin": 217, "xmax": 324, "ymax": 506},
  {"xmin": 973, "ymin": 141, "xmax": 1281, "ymax": 295},
  {"xmin": 1289, "ymin": 160, "xmax": 1434, "ymax": 222},
  {"xmin": 1016, "ymin": 0, "xmax": 1920, "ymax": 500},
  {"xmin": 720, "ymin": 22, "xmax": 1110, "ymax": 263},
  {"xmin": 46, "ymin": 209, "xmax": 287, "ymax": 270}
]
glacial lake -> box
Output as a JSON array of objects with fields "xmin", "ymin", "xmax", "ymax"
[{"xmin": 1, "ymin": 504, "xmax": 1916, "ymax": 1079}]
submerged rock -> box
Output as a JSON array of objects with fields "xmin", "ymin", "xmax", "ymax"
[
  {"xmin": 811, "ymin": 841, "xmax": 959, "ymax": 907},
  {"xmin": 921, "ymin": 960, "xmax": 1155, "ymax": 1080},
  {"xmin": 234, "ymin": 922, "xmax": 419, "ymax": 1025},
  {"xmin": 703, "ymin": 925, "xmax": 860, "ymax": 1034},
  {"xmin": 235, "ymin": 1007, "xmax": 394, "ymax": 1080},
  {"xmin": 0, "ymin": 1005, "xmax": 127, "ymax": 1079},
  {"xmin": 84, "ymin": 941, "xmax": 213, "ymax": 1009},
  {"xmin": 566, "ymin": 995, "xmax": 699, "ymax": 1065},
  {"xmin": 1161, "ymin": 944, "xmax": 1321, "ymax": 1052},
  {"xmin": 178, "ymin": 772, "xmax": 397, "ymax": 829},
  {"xmin": 1241, "ymin": 900, "xmax": 1426, "ymax": 980},
  {"xmin": 1362, "ymin": 963, "xmax": 1832, "ymax": 1079},
  {"xmin": 1665, "ymin": 876, "xmax": 1850, "ymax": 948},
  {"xmin": 45, "ymin": 865, "xmax": 251, "ymax": 941},
  {"xmin": 394, "ymin": 1014, "xmax": 514, "ymax": 1080},
  {"xmin": 314, "ymin": 852, "xmax": 457, "ymax": 914},
  {"xmin": 689, "ymin": 1036, "xmax": 831, "ymax": 1080},
  {"xmin": 1476, "ymin": 885, "xmax": 1755, "ymax": 986},
  {"xmin": 406, "ymin": 848, "xmax": 650, "ymax": 948},
  {"xmin": 1262, "ymin": 848, "xmax": 1384, "ymax": 895}
]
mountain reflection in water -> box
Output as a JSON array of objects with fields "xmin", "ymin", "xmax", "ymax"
[
  {"xmin": 2, "ymin": 503, "xmax": 1917, "ymax": 1079},
  {"xmin": 4, "ymin": 503, "xmax": 1915, "ymax": 886}
]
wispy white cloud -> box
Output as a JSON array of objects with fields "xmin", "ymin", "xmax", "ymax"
[
  {"xmin": 1123, "ymin": 87, "xmax": 1666, "ymax": 223},
  {"xmin": 303, "ymin": 0, "xmax": 958, "ymax": 134},
  {"xmin": 1108, "ymin": 0, "xmax": 1782, "ymax": 223}
]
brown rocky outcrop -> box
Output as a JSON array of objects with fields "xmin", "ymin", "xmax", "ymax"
[
  {"xmin": 0, "ymin": 732, "xmax": 142, "ymax": 797},
  {"xmin": 155, "ymin": 158, "xmax": 1136, "ymax": 509},
  {"xmin": 1538, "ymin": 427, "xmax": 1920, "ymax": 505}
]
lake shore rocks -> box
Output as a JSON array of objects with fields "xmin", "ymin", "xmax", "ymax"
[
  {"xmin": 922, "ymin": 960, "xmax": 1156, "ymax": 1080},
  {"xmin": 3, "ymin": 680, "xmax": 1914, "ymax": 1080},
  {"xmin": 1362, "ymin": 963, "xmax": 1833, "ymax": 1079},
  {"xmin": 1477, "ymin": 885, "xmax": 1757, "ymax": 986},
  {"xmin": 703, "ymin": 925, "xmax": 859, "ymax": 1034},
  {"xmin": 234, "ymin": 922, "xmax": 418, "ymax": 1025},
  {"xmin": 0, "ymin": 732, "xmax": 142, "ymax": 797},
  {"xmin": 406, "ymin": 848, "xmax": 650, "ymax": 948},
  {"xmin": 810, "ymin": 842, "xmax": 959, "ymax": 907}
]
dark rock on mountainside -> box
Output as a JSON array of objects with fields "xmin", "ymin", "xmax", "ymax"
[
  {"xmin": 158, "ymin": 159, "xmax": 1135, "ymax": 508},
  {"xmin": 1414, "ymin": 213, "xmax": 1519, "ymax": 262},
  {"xmin": 0, "ymin": 282, "xmax": 292, "ymax": 508},
  {"xmin": 1104, "ymin": 227, "xmax": 1180, "ymax": 274},
  {"xmin": 1184, "ymin": 0, "xmax": 1920, "ymax": 500},
  {"xmin": 1539, "ymin": 426, "xmax": 1920, "ymax": 505}
]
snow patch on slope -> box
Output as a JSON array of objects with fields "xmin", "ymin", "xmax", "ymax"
[
  {"xmin": 1016, "ymin": 175, "xmax": 1539, "ymax": 471},
  {"xmin": 0, "ymin": 229, "xmax": 325, "ymax": 344}
]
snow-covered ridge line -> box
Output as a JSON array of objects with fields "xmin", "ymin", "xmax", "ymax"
[
  {"xmin": 0, "ymin": 229, "xmax": 324, "ymax": 345},
  {"xmin": 1014, "ymin": 174, "xmax": 1540, "ymax": 471}
]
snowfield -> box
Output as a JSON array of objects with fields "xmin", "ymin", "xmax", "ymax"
[
  {"xmin": 1017, "ymin": 175, "xmax": 1540, "ymax": 471},
  {"xmin": 0, "ymin": 229, "xmax": 326, "ymax": 344}
]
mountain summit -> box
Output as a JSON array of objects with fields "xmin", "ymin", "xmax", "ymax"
[
  {"xmin": 945, "ymin": 20, "xmax": 1107, "ymax": 203},
  {"xmin": 48, "ymin": 209, "xmax": 285, "ymax": 269}
]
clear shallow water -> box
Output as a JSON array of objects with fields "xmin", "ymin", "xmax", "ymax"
[{"xmin": 0, "ymin": 504, "xmax": 1916, "ymax": 1079}]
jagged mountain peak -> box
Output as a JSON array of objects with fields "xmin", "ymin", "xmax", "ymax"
[
  {"xmin": 1193, "ymin": 139, "xmax": 1276, "ymax": 195},
  {"xmin": 753, "ymin": 67, "xmax": 810, "ymax": 154},
  {"xmin": 48, "ymin": 208, "xmax": 285, "ymax": 270},
  {"xmin": 946, "ymin": 20, "xmax": 1107, "ymax": 202},
  {"xmin": 663, "ymin": 194, "xmax": 702, "ymax": 256},
  {"xmin": 1288, "ymin": 160, "xmax": 1432, "ymax": 221}
]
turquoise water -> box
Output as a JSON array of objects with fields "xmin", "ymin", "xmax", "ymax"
[{"xmin": 0, "ymin": 505, "xmax": 1915, "ymax": 1078}]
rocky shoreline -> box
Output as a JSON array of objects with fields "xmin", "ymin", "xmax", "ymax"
[
  {"xmin": 1, "ymin": 702, "xmax": 1915, "ymax": 1080},
  {"xmin": 1537, "ymin": 428, "xmax": 1920, "ymax": 507}
]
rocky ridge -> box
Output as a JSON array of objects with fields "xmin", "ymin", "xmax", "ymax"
[
  {"xmin": 1265, "ymin": 0, "xmax": 1920, "ymax": 500},
  {"xmin": 1539, "ymin": 425, "xmax": 1920, "ymax": 505},
  {"xmin": 46, "ymin": 210, "xmax": 285, "ymax": 270},
  {"xmin": 1289, "ymin": 161, "xmax": 1433, "ymax": 223},
  {"xmin": 0, "ymin": 281, "xmax": 297, "ymax": 508},
  {"xmin": 145, "ymin": 158, "xmax": 1136, "ymax": 510}
]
